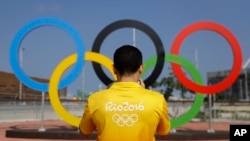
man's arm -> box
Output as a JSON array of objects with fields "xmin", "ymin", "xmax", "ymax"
[
  {"xmin": 156, "ymin": 97, "xmax": 171, "ymax": 137},
  {"xmin": 78, "ymin": 128, "xmax": 90, "ymax": 138},
  {"xmin": 138, "ymin": 78, "xmax": 145, "ymax": 88},
  {"xmin": 79, "ymin": 99, "xmax": 95, "ymax": 137}
]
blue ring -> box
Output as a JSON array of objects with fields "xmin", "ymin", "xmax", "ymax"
[{"xmin": 10, "ymin": 17, "xmax": 85, "ymax": 92}]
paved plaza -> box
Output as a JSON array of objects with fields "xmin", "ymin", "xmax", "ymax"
[
  {"xmin": 1, "ymin": 101, "xmax": 249, "ymax": 141},
  {"xmin": 1, "ymin": 119, "xmax": 235, "ymax": 141}
]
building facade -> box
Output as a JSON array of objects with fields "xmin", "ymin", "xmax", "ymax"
[
  {"xmin": 207, "ymin": 68, "xmax": 250, "ymax": 101},
  {"xmin": 0, "ymin": 71, "xmax": 67, "ymax": 100}
]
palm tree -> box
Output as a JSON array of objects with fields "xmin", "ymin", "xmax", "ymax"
[
  {"xmin": 149, "ymin": 69, "xmax": 192, "ymax": 100},
  {"xmin": 150, "ymin": 76, "xmax": 174, "ymax": 100}
]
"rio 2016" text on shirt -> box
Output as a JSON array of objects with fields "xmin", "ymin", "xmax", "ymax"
[{"xmin": 105, "ymin": 101, "xmax": 144, "ymax": 111}]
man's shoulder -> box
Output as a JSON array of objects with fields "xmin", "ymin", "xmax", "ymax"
[
  {"xmin": 142, "ymin": 89, "xmax": 164, "ymax": 98},
  {"xmin": 88, "ymin": 89, "xmax": 110, "ymax": 99},
  {"xmin": 143, "ymin": 88, "xmax": 161, "ymax": 94}
]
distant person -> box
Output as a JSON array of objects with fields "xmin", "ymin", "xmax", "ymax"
[{"xmin": 79, "ymin": 45, "xmax": 170, "ymax": 141}]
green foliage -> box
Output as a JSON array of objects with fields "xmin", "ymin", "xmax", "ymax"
[
  {"xmin": 149, "ymin": 69, "xmax": 192, "ymax": 100},
  {"xmin": 76, "ymin": 89, "xmax": 90, "ymax": 99},
  {"xmin": 215, "ymin": 92, "xmax": 227, "ymax": 101},
  {"xmin": 195, "ymin": 111, "xmax": 205, "ymax": 120}
]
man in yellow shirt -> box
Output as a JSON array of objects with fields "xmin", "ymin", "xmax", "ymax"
[{"xmin": 79, "ymin": 45, "xmax": 170, "ymax": 141}]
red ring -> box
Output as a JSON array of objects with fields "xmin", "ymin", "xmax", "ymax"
[{"xmin": 170, "ymin": 21, "xmax": 242, "ymax": 94}]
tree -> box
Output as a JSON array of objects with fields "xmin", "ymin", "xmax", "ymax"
[
  {"xmin": 150, "ymin": 76, "xmax": 174, "ymax": 100},
  {"xmin": 76, "ymin": 89, "xmax": 91, "ymax": 99},
  {"xmin": 149, "ymin": 69, "xmax": 192, "ymax": 100}
]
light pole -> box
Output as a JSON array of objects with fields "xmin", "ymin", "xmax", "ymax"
[
  {"xmin": 132, "ymin": 28, "xmax": 136, "ymax": 46},
  {"xmin": 244, "ymin": 69, "xmax": 249, "ymax": 101},
  {"xmin": 194, "ymin": 49, "xmax": 214, "ymax": 132},
  {"xmin": 242, "ymin": 58, "xmax": 250, "ymax": 101},
  {"xmin": 82, "ymin": 66, "xmax": 85, "ymax": 99},
  {"xmin": 99, "ymin": 84, "xmax": 102, "ymax": 90},
  {"xmin": 194, "ymin": 48, "xmax": 198, "ymax": 69},
  {"xmin": 19, "ymin": 47, "xmax": 25, "ymax": 101}
]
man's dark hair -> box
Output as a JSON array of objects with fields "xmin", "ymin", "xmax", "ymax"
[{"xmin": 113, "ymin": 45, "xmax": 142, "ymax": 75}]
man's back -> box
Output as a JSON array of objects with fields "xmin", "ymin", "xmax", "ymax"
[{"xmin": 79, "ymin": 82, "xmax": 170, "ymax": 141}]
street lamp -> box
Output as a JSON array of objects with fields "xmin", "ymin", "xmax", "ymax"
[
  {"xmin": 99, "ymin": 84, "xmax": 102, "ymax": 90},
  {"xmin": 242, "ymin": 58, "xmax": 250, "ymax": 101},
  {"xmin": 19, "ymin": 47, "xmax": 25, "ymax": 101},
  {"xmin": 132, "ymin": 28, "xmax": 136, "ymax": 46},
  {"xmin": 194, "ymin": 48, "xmax": 198, "ymax": 69}
]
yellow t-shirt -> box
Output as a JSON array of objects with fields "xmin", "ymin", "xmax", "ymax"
[{"xmin": 79, "ymin": 82, "xmax": 170, "ymax": 141}]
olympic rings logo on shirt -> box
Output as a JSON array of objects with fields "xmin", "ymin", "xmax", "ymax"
[
  {"xmin": 9, "ymin": 17, "xmax": 242, "ymax": 128},
  {"xmin": 112, "ymin": 114, "xmax": 139, "ymax": 127}
]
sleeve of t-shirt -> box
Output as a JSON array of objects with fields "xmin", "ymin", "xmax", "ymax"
[
  {"xmin": 79, "ymin": 99, "xmax": 96, "ymax": 136},
  {"xmin": 156, "ymin": 97, "xmax": 171, "ymax": 136}
]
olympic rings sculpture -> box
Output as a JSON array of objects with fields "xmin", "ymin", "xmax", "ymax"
[{"xmin": 9, "ymin": 17, "xmax": 242, "ymax": 129}]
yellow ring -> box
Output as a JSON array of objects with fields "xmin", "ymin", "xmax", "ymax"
[{"xmin": 49, "ymin": 51, "xmax": 116, "ymax": 127}]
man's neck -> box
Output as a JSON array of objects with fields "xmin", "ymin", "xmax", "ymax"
[{"xmin": 117, "ymin": 75, "xmax": 139, "ymax": 83}]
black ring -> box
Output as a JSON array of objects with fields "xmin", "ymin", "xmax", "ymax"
[{"xmin": 91, "ymin": 19, "xmax": 165, "ymax": 88}]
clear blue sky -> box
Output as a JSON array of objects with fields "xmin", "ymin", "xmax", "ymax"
[{"xmin": 1, "ymin": 0, "xmax": 250, "ymax": 96}]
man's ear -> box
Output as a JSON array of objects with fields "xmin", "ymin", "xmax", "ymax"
[
  {"xmin": 138, "ymin": 64, "xmax": 144, "ymax": 74},
  {"xmin": 113, "ymin": 65, "xmax": 117, "ymax": 75}
]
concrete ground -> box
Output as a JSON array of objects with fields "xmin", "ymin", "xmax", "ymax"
[{"xmin": 0, "ymin": 119, "xmax": 236, "ymax": 141}]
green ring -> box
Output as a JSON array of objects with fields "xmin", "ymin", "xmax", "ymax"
[{"xmin": 142, "ymin": 54, "xmax": 205, "ymax": 129}]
